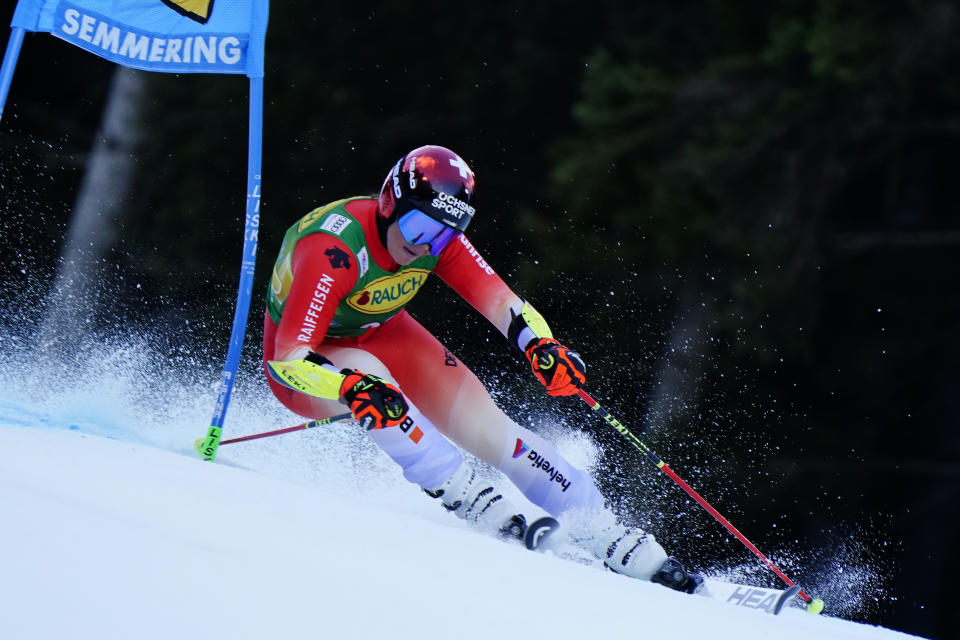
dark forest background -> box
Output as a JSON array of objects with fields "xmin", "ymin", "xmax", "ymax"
[{"xmin": 2, "ymin": 2, "xmax": 958, "ymax": 637}]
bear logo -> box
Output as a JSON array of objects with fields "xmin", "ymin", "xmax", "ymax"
[{"xmin": 325, "ymin": 247, "xmax": 351, "ymax": 270}]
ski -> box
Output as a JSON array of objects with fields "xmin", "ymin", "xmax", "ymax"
[
  {"xmin": 700, "ymin": 579, "xmax": 801, "ymax": 615},
  {"xmin": 515, "ymin": 516, "xmax": 801, "ymax": 616}
]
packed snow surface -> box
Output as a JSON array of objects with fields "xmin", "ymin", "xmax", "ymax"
[{"xmin": 0, "ymin": 418, "xmax": 925, "ymax": 639}]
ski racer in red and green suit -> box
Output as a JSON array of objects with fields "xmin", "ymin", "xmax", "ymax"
[{"xmin": 263, "ymin": 145, "xmax": 701, "ymax": 592}]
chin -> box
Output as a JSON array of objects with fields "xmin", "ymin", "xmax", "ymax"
[
  {"xmin": 389, "ymin": 250, "xmax": 413, "ymax": 266},
  {"xmin": 396, "ymin": 245, "xmax": 425, "ymax": 265}
]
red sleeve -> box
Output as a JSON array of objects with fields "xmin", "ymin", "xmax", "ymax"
[
  {"xmin": 273, "ymin": 233, "xmax": 358, "ymax": 361},
  {"xmin": 434, "ymin": 234, "xmax": 520, "ymax": 332}
]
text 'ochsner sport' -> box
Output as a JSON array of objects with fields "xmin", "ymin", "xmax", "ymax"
[{"xmin": 60, "ymin": 9, "xmax": 243, "ymax": 67}]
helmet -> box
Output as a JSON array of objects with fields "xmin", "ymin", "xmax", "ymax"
[{"xmin": 378, "ymin": 145, "xmax": 477, "ymax": 233}]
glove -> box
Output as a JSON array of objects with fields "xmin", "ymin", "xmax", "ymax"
[
  {"xmin": 339, "ymin": 370, "xmax": 409, "ymax": 430},
  {"xmin": 524, "ymin": 337, "xmax": 586, "ymax": 396}
]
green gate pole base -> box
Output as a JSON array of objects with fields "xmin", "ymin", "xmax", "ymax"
[{"xmin": 199, "ymin": 426, "xmax": 222, "ymax": 461}]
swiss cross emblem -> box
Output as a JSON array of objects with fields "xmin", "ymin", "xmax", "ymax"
[{"xmin": 449, "ymin": 155, "xmax": 471, "ymax": 179}]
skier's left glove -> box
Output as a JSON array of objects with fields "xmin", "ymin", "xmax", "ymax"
[
  {"xmin": 339, "ymin": 370, "xmax": 409, "ymax": 430},
  {"xmin": 525, "ymin": 338, "xmax": 586, "ymax": 396}
]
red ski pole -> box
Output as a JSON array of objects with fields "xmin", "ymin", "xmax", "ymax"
[
  {"xmin": 193, "ymin": 412, "xmax": 354, "ymax": 451},
  {"xmin": 576, "ymin": 387, "xmax": 824, "ymax": 613}
]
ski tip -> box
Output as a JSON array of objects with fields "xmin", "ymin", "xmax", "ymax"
[
  {"xmin": 806, "ymin": 596, "xmax": 825, "ymax": 615},
  {"xmin": 523, "ymin": 516, "xmax": 559, "ymax": 550},
  {"xmin": 773, "ymin": 585, "xmax": 802, "ymax": 615},
  {"xmin": 193, "ymin": 438, "xmax": 204, "ymax": 455}
]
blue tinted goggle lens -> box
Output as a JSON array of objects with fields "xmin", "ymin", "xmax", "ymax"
[{"xmin": 397, "ymin": 209, "xmax": 460, "ymax": 256}]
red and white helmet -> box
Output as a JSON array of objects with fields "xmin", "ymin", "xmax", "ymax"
[{"xmin": 378, "ymin": 145, "xmax": 477, "ymax": 233}]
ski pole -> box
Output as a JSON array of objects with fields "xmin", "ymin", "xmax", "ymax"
[
  {"xmin": 193, "ymin": 412, "xmax": 354, "ymax": 452},
  {"xmin": 576, "ymin": 387, "xmax": 824, "ymax": 614}
]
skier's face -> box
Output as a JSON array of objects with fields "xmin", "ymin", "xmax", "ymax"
[{"xmin": 386, "ymin": 221, "xmax": 431, "ymax": 265}]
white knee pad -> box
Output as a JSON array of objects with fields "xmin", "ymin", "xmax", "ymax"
[{"xmin": 425, "ymin": 462, "xmax": 518, "ymax": 533}]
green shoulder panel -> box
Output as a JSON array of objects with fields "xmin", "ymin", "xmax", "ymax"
[
  {"xmin": 266, "ymin": 198, "xmax": 363, "ymax": 324},
  {"xmin": 266, "ymin": 197, "xmax": 440, "ymax": 338}
]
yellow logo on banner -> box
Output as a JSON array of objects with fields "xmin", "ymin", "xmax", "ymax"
[
  {"xmin": 346, "ymin": 270, "xmax": 430, "ymax": 314},
  {"xmin": 162, "ymin": 0, "xmax": 214, "ymax": 24}
]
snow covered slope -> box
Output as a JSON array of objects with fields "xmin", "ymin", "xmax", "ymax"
[{"xmin": 0, "ymin": 424, "xmax": 925, "ymax": 640}]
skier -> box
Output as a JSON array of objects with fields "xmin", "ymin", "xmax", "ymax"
[{"xmin": 263, "ymin": 144, "xmax": 701, "ymax": 593}]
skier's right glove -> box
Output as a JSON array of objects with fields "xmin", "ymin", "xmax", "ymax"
[
  {"xmin": 339, "ymin": 370, "xmax": 409, "ymax": 430},
  {"xmin": 525, "ymin": 337, "xmax": 587, "ymax": 396}
]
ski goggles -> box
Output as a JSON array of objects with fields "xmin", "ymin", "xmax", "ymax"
[{"xmin": 397, "ymin": 208, "xmax": 461, "ymax": 256}]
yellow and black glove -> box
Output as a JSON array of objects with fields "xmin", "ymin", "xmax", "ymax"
[
  {"xmin": 524, "ymin": 337, "xmax": 586, "ymax": 397},
  {"xmin": 339, "ymin": 370, "xmax": 409, "ymax": 430}
]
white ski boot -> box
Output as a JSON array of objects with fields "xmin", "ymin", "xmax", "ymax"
[
  {"xmin": 424, "ymin": 462, "xmax": 520, "ymax": 535},
  {"xmin": 581, "ymin": 521, "xmax": 670, "ymax": 581},
  {"xmin": 580, "ymin": 519, "xmax": 704, "ymax": 592}
]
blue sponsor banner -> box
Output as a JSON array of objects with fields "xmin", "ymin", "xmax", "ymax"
[{"xmin": 10, "ymin": 0, "xmax": 268, "ymax": 77}]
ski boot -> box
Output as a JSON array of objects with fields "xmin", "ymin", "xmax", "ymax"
[
  {"xmin": 579, "ymin": 522, "xmax": 669, "ymax": 580},
  {"xmin": 425, "ymin": 462, "xmax": 519, "ymax": 533},
  {"xmin": 651, "ymin": 557, "xmax": 705, "ymax": 594}
]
